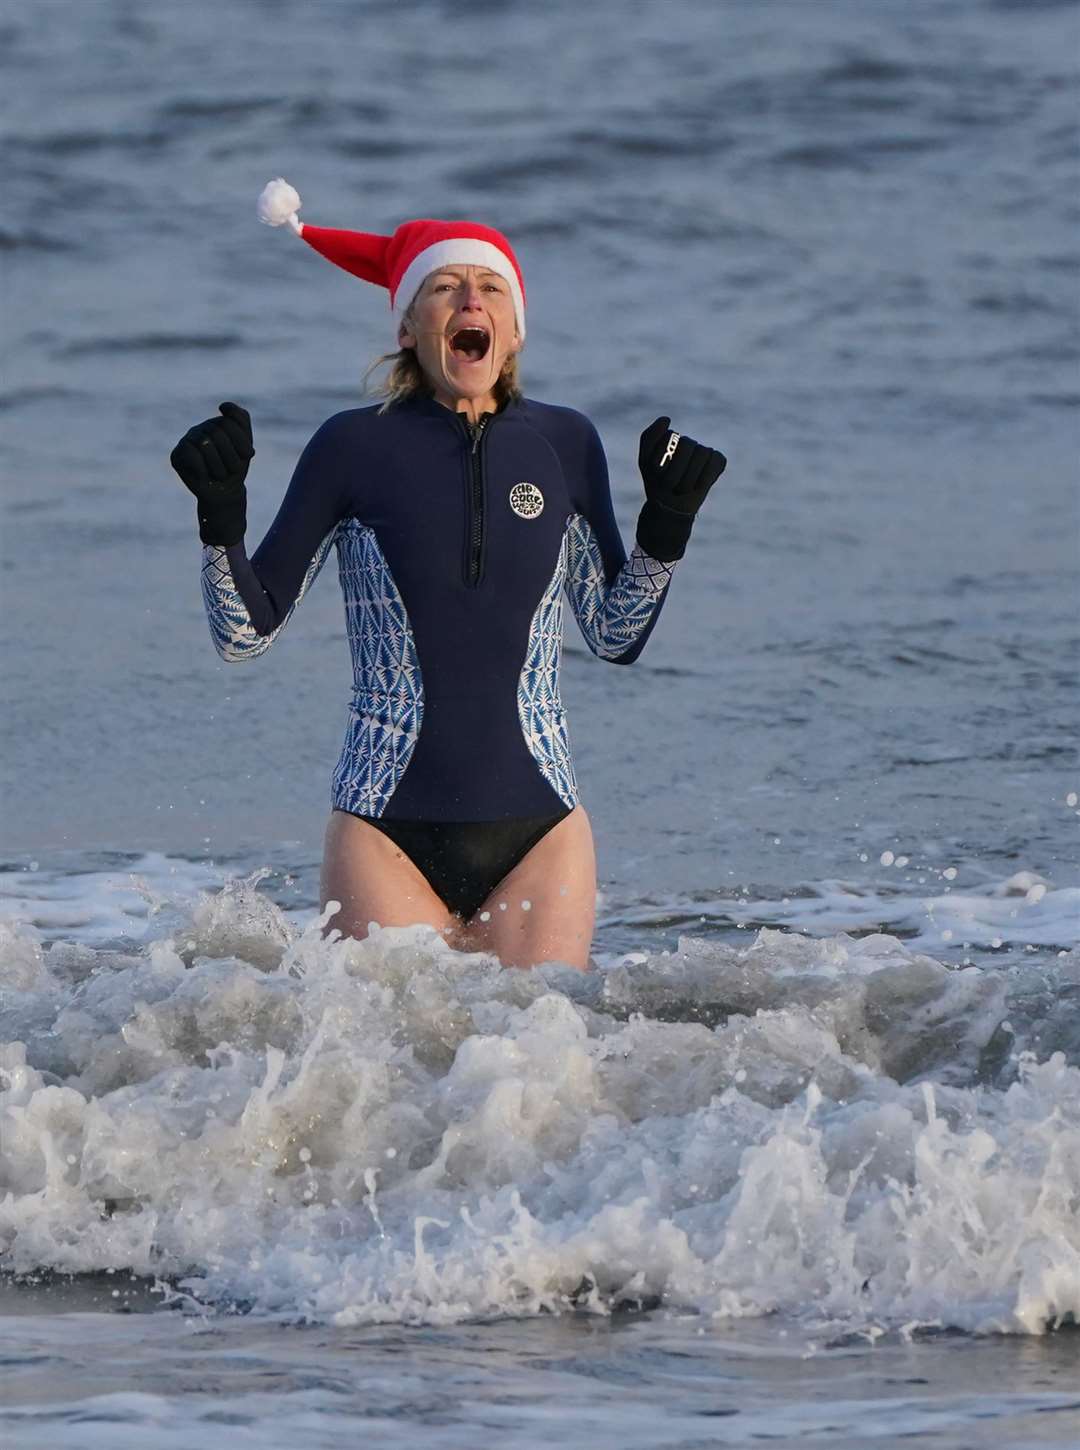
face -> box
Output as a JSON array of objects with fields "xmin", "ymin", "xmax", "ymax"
[{"xmin": 397, "ymin": 264, "xmax": 521, "ymax": 412}]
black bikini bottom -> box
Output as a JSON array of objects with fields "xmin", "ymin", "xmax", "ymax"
[{"xmin": 346, "ymin": 807, "xmax": 572, "ymax": 921}]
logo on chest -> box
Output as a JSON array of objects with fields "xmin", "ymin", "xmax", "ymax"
[{"xmin": 508, "ymin": 481, "xmax": 544, "ymax": 519}]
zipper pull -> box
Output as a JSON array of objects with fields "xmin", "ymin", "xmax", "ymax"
[{"xmin": 470, "ymin": 412, "xmax": 492, "ymax": 452}]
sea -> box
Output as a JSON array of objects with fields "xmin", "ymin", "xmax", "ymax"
[{"xmin": 2, "ymin": 0, "xmax": 1078, "ymax": 1445}]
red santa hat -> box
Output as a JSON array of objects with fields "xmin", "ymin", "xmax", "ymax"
[{"xmin": 256, "ymin": 178, "xmax": 527, "ymax": 341}]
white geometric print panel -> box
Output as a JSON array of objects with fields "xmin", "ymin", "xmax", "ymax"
[
  {"xmin": 201, "ymin": 530, "xmax": 338, "ymax": 662},
  {"xmin": 517, "ymin": 529, "xmax": 578, "ymax": 810},
  {"xmin": 330, "ymin": 520, "xmax": 424, "ymax": 818},
  {"xmin": 563, "ymin": 514, "xmax": 676, "ymax": 661}
]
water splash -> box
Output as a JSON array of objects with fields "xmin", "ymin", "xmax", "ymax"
[{"xmin": 2, "ymin": 873, "xmax": 1077, "ymax": 1335}]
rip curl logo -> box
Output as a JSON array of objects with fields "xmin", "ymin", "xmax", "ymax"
[
  {"xmin": 509, "ymin": 482, "xmax": 544, "ymax": 519},
  {"xmin": 660, "ymin": 431, "xmax": 681, "ymax": 467}
]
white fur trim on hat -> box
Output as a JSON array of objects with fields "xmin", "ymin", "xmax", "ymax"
[{"xmin": 395, "ymin": 239, "xmax": 526, "ymax": 340}]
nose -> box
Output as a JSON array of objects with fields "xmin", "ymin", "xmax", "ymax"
[{"xmin": 459, "ymin": 275, "xmax": 485, "ymax": 312}]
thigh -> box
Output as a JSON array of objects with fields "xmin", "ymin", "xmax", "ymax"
[
  {"xmin": 320, "ymin": 809, "xmax": 459, "ymax": 942},
  {"xmin": 461, "ymin": 805, "xmax": 597, "ymax": 971}
]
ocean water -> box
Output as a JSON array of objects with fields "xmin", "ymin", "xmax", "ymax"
[{"xmin": 2, "ymin": 0, "xmax": 1078, "ymax": 1445}]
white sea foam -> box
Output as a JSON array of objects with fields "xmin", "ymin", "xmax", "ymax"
[
  {"xmin": 2, "ymin": 871, "xmax": 1078, "ymax": 1337},
  {"xmin": 603, "ymin": 870, "xmax": 1080, "ymax": 955}
]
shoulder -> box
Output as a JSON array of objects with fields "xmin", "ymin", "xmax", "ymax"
[
  {"xmin": 307, "ymin": 403, "xmax": 383, "ymax": 442},
  {"xmin": 297, "ymin": 404, "xmax": 397, "ymax": 469},
  {"xmin": 518, "ymin": 397, "xmax": 601, "ymax": 447},
  {"xmin": 516, "ymin": 401, "xmax": 606, "ymax": 484},
  {"xmin": 517, "ymin": 399, "xmax": 610, "ymax": 509}
]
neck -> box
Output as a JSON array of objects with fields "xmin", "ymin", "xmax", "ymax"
[{"xmin": 430, "ymin": 388, "xmax": 499, "ymax": 426}]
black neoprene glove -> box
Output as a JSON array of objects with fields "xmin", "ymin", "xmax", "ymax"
[
  {"xmin": 635, "ymin": 415, "xmax": 727, "ymax": 561},
  {"xmin": 169, "ymin": 401, "xmax": 254, "ymax": 547}
]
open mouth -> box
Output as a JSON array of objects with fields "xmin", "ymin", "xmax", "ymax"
[{"xmin": 448, "ymin": 326, "xmax": 491, "ymax": 362}]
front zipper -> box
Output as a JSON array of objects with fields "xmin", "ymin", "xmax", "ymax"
[{"xmin": 463, "ymin": 412, "xmax": 491, "ymax": 587}]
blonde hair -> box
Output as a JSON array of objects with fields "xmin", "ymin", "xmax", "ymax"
[{"xmin": 362, "ymin": 302, "xmax": 523, "ymax": 414}]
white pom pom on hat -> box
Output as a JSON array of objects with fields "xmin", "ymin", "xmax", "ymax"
[
  {"xmin": 256, "ymin": 176, "xmax": 526, "ymax": 339},
  {"xmin": 257, "ymin": 178, "xmax": 303, "ymax": 233}
]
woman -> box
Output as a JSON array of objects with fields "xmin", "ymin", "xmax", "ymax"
[{"xmin": 169, "ymin": 179, "xmax": 726, "ymax": 971}]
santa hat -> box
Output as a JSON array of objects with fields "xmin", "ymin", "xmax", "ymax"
[{"xmin": 256, "ymin": 178, "xmax": 526, "ymax": 340}]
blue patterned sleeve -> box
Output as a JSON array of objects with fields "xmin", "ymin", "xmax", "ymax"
[
  {"xmin": 199, "ymin": 413, "xmax": 354, "ymax": 662},
  {"xmin": 564, "ymin": 416, "xmax": 677, "ymax": 665},
  {"xmin": 201, "ymin": 531, "xmax": 338, "ymax": 661}
]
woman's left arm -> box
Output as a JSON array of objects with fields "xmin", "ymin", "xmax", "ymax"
[{"xmin": 564, "ymin": 415, "xmax": 726, "ymax": 664}]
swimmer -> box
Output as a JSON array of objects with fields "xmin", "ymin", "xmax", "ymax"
[{"xmin": 169, "ymin": 179, "xmax": 726, "ymax": 970}]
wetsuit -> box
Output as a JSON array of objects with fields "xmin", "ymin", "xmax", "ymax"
[{"xmin": 200, "ymin": 392, "xmax": 677, "ymax": 917}]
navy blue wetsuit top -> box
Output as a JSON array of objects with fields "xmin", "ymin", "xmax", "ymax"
[{"xmin": 200, "ymin": 393, "xmax": 678, "ymax": 821}]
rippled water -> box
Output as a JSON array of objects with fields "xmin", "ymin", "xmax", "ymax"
[{"xmin": 2, "ymin": 0, "xmax": 1078, "ymax": 1444}]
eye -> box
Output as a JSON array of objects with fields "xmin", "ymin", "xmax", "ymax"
[{"xmin": 483, "ymin": 283, "xmax": 504, "ymax": 292}]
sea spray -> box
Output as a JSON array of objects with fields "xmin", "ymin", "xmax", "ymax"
[{"xmin": 2, "ymin": 875, "xmax": 1078, "ymax": 1334}]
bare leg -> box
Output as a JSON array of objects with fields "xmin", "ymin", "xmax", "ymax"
[
  {"xmin": 320, "ymin": 809, "xmax": 459, "ymax": 942},
  {"xmin": 459, "ymin": 805, "xmax": 597, "ymax": 971}
]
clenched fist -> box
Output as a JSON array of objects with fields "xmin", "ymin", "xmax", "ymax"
[
  {"xmin": 169, "ymin": 401, "xmax": 254, "ymax": 547},
  {"xmin": 635, "ymin": 415, "xmax": 726, "ymax": 562}
]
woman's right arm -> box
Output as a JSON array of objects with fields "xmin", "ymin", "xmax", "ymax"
[
  {"xmin": 201, "ymin": 528, "xmax": 339, "ymax": 661},
  {"xmin": 172, "ymin": 404, "xmax": 354, "ymax": 661}
]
